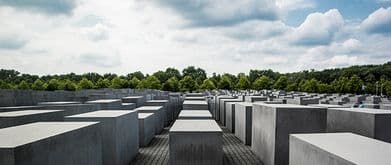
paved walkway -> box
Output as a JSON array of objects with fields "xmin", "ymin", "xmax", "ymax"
[{"xmin": 130, "ymin": 126, "xmax": 263, "ymax": 165}]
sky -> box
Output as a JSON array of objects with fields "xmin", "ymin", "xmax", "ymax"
[{"xmin": 0, "ymin": 0, "xmax": 390, "ymax": 76}]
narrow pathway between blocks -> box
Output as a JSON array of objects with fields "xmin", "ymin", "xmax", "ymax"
[{"xmin": 130, "ymin": 125, "xmax": 263, "ymax": 165}]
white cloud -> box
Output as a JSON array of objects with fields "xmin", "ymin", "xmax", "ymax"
[
  {"xmin": 291, "ymin": 9, "xmax": 344, "ymax": 46},
  {"xmin": 82, "ymin": 23, "xmax": 110, "ymax": 41},
  {"xmin": 361, "ymin": 7, "xmax": 391, "ymax": 34},
  {"xmin": 276, "ymin": 0, "xmax": 315, "ymax": 11}
]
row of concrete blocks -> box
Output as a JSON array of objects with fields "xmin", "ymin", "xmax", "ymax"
[
  {"xmin": 220, "ymin": 100, "xmax": 391, "ymax": 165},
  {"xmin": 0, "ymin": 98, "xmax": 173, "ymax": 165},
  {"xmin": 170, "ymin": 101, "xmax": 223, "ymax": 165}
]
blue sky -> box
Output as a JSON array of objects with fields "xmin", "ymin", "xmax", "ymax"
[{"xmin": 0, "ymin": 0, "xmax": 390, "ymax": 75}]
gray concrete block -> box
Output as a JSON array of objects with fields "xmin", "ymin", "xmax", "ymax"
[
  {"xmin": 144, "ymin": 100, "xmax": 169, "ymax": 126},
  {"xmin": 327, "ymin": 108, "xmax": 391, "ymax": 143},
  {"xmin": 135, "ymin": 106, "xmax": 164, "ymax": 134},
  {"xmin": 0, "ymin": 105, "xmax": 44, "ymax": 112},
  {"xmin": 290, "ymin": 133, "xmax": 391, "ymax": 165},
  {"xmin": 185, "ymin": 93, "xmax": 205, "ymax": 97},
  {"xmin": 184, "ymin": 97, "xmax": 205, "ymax": 101},
  {"xmin": 252, "ymin": 104, "xmax": 327, "ymax": 165},
  {"xmin": 309, "ymin": 104, "xmax": 351, "ymax": 109},
  {"xmin": 0, "ymin": 110, "xmax": 64, "ymax": 128},
  {"xmin": 65, "ymin": 110, "xmax": 139, "ymax": 165},
  {"xmin": 234, "ymin": 102, "xmax": 253, "ymax": 145},
  {"xmin": 380, "ymin": 104, "xmax": 391, "ymax": 110},
  {"xmin": 121, "ymin": 96, "xmax": 145, "ymax": 107},
  {"xmin": 220, "ymin": 99, "xmax": 242, "ymax": 126},
  {"xmin": 37, "ymin": 101, "xmax": 81, "ymax": 105},
  {"xmin": 178, "ymin": 110, "xmax": 213, "ymax": 119},
  {"xmin": 226, "ymin": 102, "xmax": 240, "ymax": 133},
  {"xmin": 138, "ymin": 113, "xmax": 155, "ymax": 147},
  {"xmin": 86, "ymin": 99, "xmax": 122, "ymax": 110},
  {"xmin": 40, "ymin": 104, "xmax": 98, "ymax": 116},
  {"xmin": 0, "ymin": 122, "xmax": 102, "ymax": 165},
  {"xmin": 169, "ymin": 120, "xmax": 223, "ymax": 165},
  {"xmin": 244, "ymin": 96, "xmax": 267, "ymax": 102},
  {"xmin": 215, "ymin": 96, "xmax": 235, "ymax": 121},
  {"xmin": 121, "ymin": 103, "xmax": 136, "ymax": 110},
  {"xmin": 183, "ymin": 100, "xmax": 208, "ymax": 110},
  {"xmin": 362, "ymin": 103, "xmax": 380, "ymax": 109}
]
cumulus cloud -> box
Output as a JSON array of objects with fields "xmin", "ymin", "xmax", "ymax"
[
  {"xmin": 291, "ymin": 9, "xmax": 344, "ymax": 46},
  {"xmin": 152, "ymin": 0, "xmax": 278, "ymax": 26},
  {"xmin": 82, "ymin": 23, "xmax": 110, "ymax": 41},
  {"xmin": 361, "ymin": 7, "xmax": 391, "ymax": 34},
  {"xmin": 276, "ymin": 0, "xmax": 315, "ymax": 11},
  {"xmin": 79, "ymin": 53, "xmax": 121, "ymax": 68},
  {"xmin": 223, "ymin": 20, "xmax": 290, "ymax": 40},
  {"xmin": 0, "ymin": 0, "xmax": 77, "ymax": 15},
  {"xmin": 0, "ymin": 36, "xmax": 27, "ymax": 50}
]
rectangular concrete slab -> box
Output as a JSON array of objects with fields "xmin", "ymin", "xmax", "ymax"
[
  {"xmin": 225, "ymin": 102, "xmax": 239, "ymax": 133},
  {"xmin": 0, "ymin": 122, "xmax": 102, "ymax": 165},
  {"xmin": 220, "ymin": 99, "xmax": 242, "ymax": 126},
  {"xmin": 65, "ymin": 110, "xmax": 139, "ymax": 165},
  {"xmin": 290, "ymin": 133, "xmax": 391, "ymax": 165},
  {"xmin": 169, "ymin": 120, "xmax": 223, "ymax": 165},
  {"xmin": 183, "ymin": 100, "xmax": 208, "ymax": 110},
  {"xmin": 121, "ymin": 96, "xmax": 145, "ymax": 107},
  {"xmin": 215, "ymin": 96, "xmax": 235, "ymax": 121},
  {"xmin": 234, "ymin": 102, "xmax": 253, "ymax": 145},
  {"xmin": 40, "ymin": 104, "xmax": 98, "ymax": 116},
  {"xmin": 144, "ymin": 100, "xmax": 169, "ymax": 126},
  {"xmin": 252, "ymin": 103, "xmax": 327, "ymax": 165},
  {"xmin": 37, "ymin": 101, "xmax": 81, "ymax": 105},
  {"xmin": 0, "ymin": 110, "xmax": 64, "ymax": 128},
  {"xmin": 138, "ymin": 113, "xmax": 155, "ymax": 147},
  {"xmin": 135, "ymin": 106, "xmax": 164, "ymax": 134},
  {"xmin": 178, "ymin": 110, "xmax": 213, "ymax": 119},
  {"xmin": 327, "ymin": 108, "xmax": 391, "ymax": 143},
  {"xmin": 86, "ymin": 99, "xmax": 122, "ymax": 110}
]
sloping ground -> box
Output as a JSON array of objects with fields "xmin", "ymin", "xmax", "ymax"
[{"xmin": 130, "ymin": 126, "xmax": 263, "ymax": 165}]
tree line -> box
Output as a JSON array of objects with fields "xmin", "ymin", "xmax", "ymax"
[{"xmin": 1, "ymin": 62, "xmax": 391, "ymax": 95}]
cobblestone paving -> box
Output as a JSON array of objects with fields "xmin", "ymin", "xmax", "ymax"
[{"xmin": 130, "ymin": 126, "xmax": 263, "ymax": 165}]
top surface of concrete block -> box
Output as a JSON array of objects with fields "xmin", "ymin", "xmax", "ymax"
[
  {"xmin": 86, "ymin": 99, "xmax": 121, "ymax": 103},
  {"xmin": 135, "ymin": 106, "xmax": 163, "ymax": 111},
  {"xmin": 309, "ymin": 104, "xmax": 351, "ymax": 108},
  {"xmin": 254, "ymin": 103, "xmax": 325, "ymax": 109},
  {"xmin": 235, "ymin": 102, "xmax": 253, "ymax": 107},
  {"xmin": 122, "ymin": 103, "xmax": 135, "ymax": 106},
  {"xmin": 123, "ymin": 96, "xmax": 144, "ymax": 99},
  {"xmin": 170, "ymin": 120, "xmax": 222, "ymax": 133},
  {"xmin": 291, "ymin": 133, "xmax": 391, "ymax": 165},
  {"xmin": 67, "ymin": 110, "xmax": 135, "ymax": 118},
  {"xmin": 37, "ymin": 101, "xmax": 81, "ymax": 105},
  {"xmin": 183, "ymin": 100, "xmax": 208, "ymax": 105},
  {"xmin": 138, "ymin": 113, "xmax": 154, "ymax": 119},
  {"xmin": 146, "ymin": 100, "xmax": 168, "ymax": 103},
  {"xmin": 0, "ymin": 110, "xmax": 63, "ymax": 117},
  {"xmin": 179, "ymin": 110, "xmax": 212, "ymax": 117},
  {"xmin": 0, "ymin": 122, "xmax": 99, "ymax": 148},
  {"xmin": 329, "ymin": 108, "xmax": 391, "ymax": 114}
]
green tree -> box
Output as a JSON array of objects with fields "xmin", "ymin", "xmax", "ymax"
[
  {"xmin": 218, "ymin": 75, "xmax": 233, "ymax": 90},
  {"xmin": 96, "ymin": 78, "xmax": 111, "ymax": 88},
  {"xmin": 46, "ymin": 79, "xmax": 61, "ymax": 91},
  {"xmin": 300, "ymin": 79, "xmax": 320, "ymax": 93},
  {"xmin": 127, "ymin": 71, "xmax": 145, "ymax": 80},
  {"xmin": 78, "ymin": 78, "xmax": 95, "ymax": 89},
  {"xmin": 200, "ymin": 79, "xmax": 216, "ymax": 90},
  {"xmin": 285, "ymin": 83, "xmax": 298, "ymax": 92},
  {"xmin": 182, "ymin": 66, "xmax": 207, "ymax": 84},
  {"xmin": 252, "ymin": 76, "xmax": 272, "ymax": 90},
  {"xmin": 383, "ymin": 81, "xmax": 391, "ymax": 96},
  {"xmin": 318, "ymin": 83, "xmax": 332, "ymax": 93},
  {"xmin": 0, "ymin": 80, "xmax": 13, "ymax": 89},
  {"xmin": 137, "ymin": 76, "xmax": 162, "ymax": 90},
  {"xmin": 235, "ymin": 76, "xmax": 250, "ymax": 90},
  {"xmin": 273, "ymin": 76, "xmax": 288, "ymax": 90},
  {"xmin": 62, "ymin": 80, "xmax": 77, "ymax": 91},
  {"xmin": 179, "ymin": 76, "xmax": 197, "ymax": 92},
  {"xmin": 110, "ymin": 77, "xmax": 126, "ymax": 89},
  {"xmin": 163, "ymin": 77, "xmax": 180, "ymax": 92},
  {"xmin": 31, "ymin": 79, "xmax": 46, "ymax": 90},
  {"xmin": 128, "ymin": 77, "xmax": 140, "ymax": 89},
  {"xmin": 17, "ymin": 80, "xmax": 30, "ymax": 90},
  {"xmin": 165, "ymin": 67, "xmax": 181, "ymax": 79},
  {"xmin": 347, "ymin": 74, "xmax": 363, "ymax": 94}
]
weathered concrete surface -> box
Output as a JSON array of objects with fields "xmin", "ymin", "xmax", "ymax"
[
  {"xmin": 65, "ymin": 110, "xmax": 139, "ymax": 165},
  {"xmin": 138, "ymin": 113, "xmax": 155, "ymax": 147},
  {"xmin": 135, "ymin": 106, "xmax": 164, "ymax": 134},
  {"xmin": 144, "ymin": 100, "xmax": 169, "ymax": 126},
  {"xmin": 252, "ymin": 103, "xmax": 327, "ymax": 165},
  {"xmin": 225, "ymin": 102, "xmax": 238, "ymax": 133},
  {"xmin": 220, "ymin": 99, "xmax": 242, "ymax": 126},
  {"xmin": 169, "ymin": 120, "xmax": 223, "ymax": 165},
  {"xmin": 37, "ymin": 101, "xmax": 81, "ymax": 105},
  {"xmin": 290, "ymin": 133, "xmax": 391, "ymax": 165},
  {"xmin": 380, "ymin": 104, "xmax": 391, "ymax": 110},
  {"xmin": 86, "ymin": 99, "xmax": 122, "ymax": 110},
  {"xmin": 184, "ymin": 97, "xmax": 205, "ymax": 101},
  {"xmin": 121, "ymin": 103, "xmax": 136, "ymax": 110},
  {"xmin": 216, "ymin": 96, "xmax": 235, "ymax": 121},
  {"xmin": 234, "ymin": 102, "xmax": 253, "ymax": 145},
  {"xmin": 0, "ymin": 105, "xmax": 44, "ymax": 112},
  {"xmin": 244, "ymin": 96, "xmax": 267, "ymax": 102},
  {"xmin": 327, "ymin": 108, "xmax": 391, "ymax": 143},
  {"xmin": 309, "ymin": 104, "xmax": 351, "ymax": 109},
  {"xmin": 0, "ymin": 110, "xmax": 64, "ymax": 128},
  {"xmin": 40, "ymin": 104, "xmax": 98, "ymax": 116},
  {"xmin": 178, "ymin": 110, "xmax": 213, "ymax": 119},
  {"xmin": 121, "ymin": 96, "xmax": 146, "ymax": 107},
  {"xmin": 0, "ymin": 122, "xmax": 102, "ymax": 165},
  {"xmin": 183, "ymin": 100, "xmax": 208, "ymax": 110}
]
